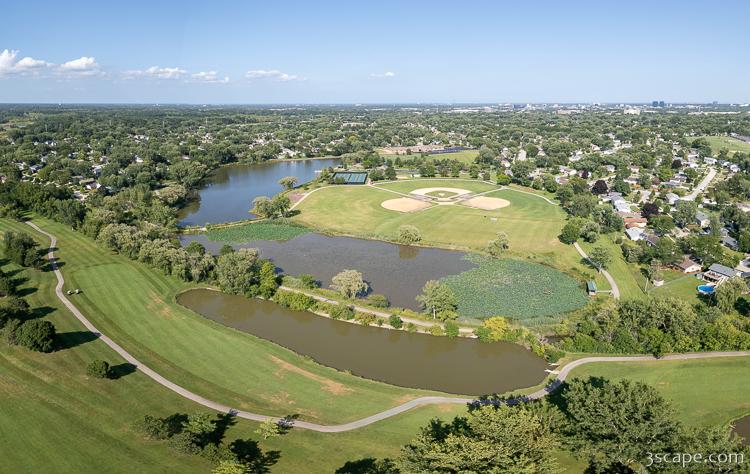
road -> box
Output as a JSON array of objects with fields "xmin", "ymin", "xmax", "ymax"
[
  {"xmin": 27, "ymin": 221, "xmax": 750, "ymax": 432},
  {"xmin": 574, "ymin": 242, "xmax": 620, "ymax": 299},
  {"xmin": 683, "ymin": 166, "xmax": 717, "ymax": 201}
]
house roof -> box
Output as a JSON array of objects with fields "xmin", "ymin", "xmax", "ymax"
[
  {"xmin": 707, "ymin": 263, "xmax": 739, "ymax": 278},
  {"xmin": 677, "ymin": 255, "xmax": 700, "ymax": 270}
]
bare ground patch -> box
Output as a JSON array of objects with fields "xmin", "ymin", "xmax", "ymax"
[
  {"xmin": 270, "ymin": 355, "xmax": 354, "ymax": 395},
  {"xmin": 381, "ymin": 197, "xmax": 432, "ymax": 213}
]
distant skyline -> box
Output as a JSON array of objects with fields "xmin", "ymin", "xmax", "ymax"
[{"xmin": 2, "ymin": 0, "xmax": 749, "ymax": 104}]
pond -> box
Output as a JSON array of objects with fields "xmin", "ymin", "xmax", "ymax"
[
  {"xmin": 178, "ymin": 158, "xmax": 340, "ymax": 226},
  {"xmin": 177, "ymin": 288, "xmax": 549, "ymax": 395},
  {"xmin": 735, "ymin": 415, "xmax": 750, "ymax": 446},
  {"xmin": 180, "ymin": 232, "xmax": 476, "ymax": 311}
]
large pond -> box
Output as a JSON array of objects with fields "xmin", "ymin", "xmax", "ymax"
[
  {"xmin": 180, "ymin": 233, "xmax": 476, "ymax": 310},
  {"xmin": 178, "ymin": 288, "xmax": 549, "ymax": 395},
  {"xmin": 735, "ymin": 415, "xmax": 750, "ymax": 446},
  {"xmin": 178, "ymin": 158, "xmax": 340, "ymax": 226}
]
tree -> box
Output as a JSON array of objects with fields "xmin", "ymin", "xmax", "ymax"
[
  {"xmin": 486, "ymin": 231, "xmax": 509, "ymax": 256},
  {"xmin": 397, "ymin": 225, "xmax": 421, "ymax": 244},
  {"xmin": 388, "ymin": 314, "xmax": 403, "ymax": 329},
  {"xmin": 563, "ymin": 378, "xmax": 681, "ymax": 472},
  {"xmin": 591, "ymin": 179, "xmax": 608, "ymax": 195},
  {"xmin": 673, "ymin": 200, "xmax": 697, "ymax": 228},
  {"xmin": 271, "ymin": 194, "xmax": 291, "ymax": 217},
  {"xmin": 331, "ymin": 269, "xmax": 368, "ymax": 298},
  {"xmin": 13, "ymin": 319, "xmax": 56, "ymax": 352},
  {"xmin": 215, "ymin": 248, "xmax": 260, "ymax": 295},
  {"xmin": 278, "ymin": 176, "xmax": 298, "ymax": 190},
  {"xmin": 398, "ymin": 405, "xmax": 559, "ymax": 473},
  {"xmin": 714, "ymin": 276, "xmax": 747, "ymax": 313},
  {"xmin": 212, "ymin": 460, "xmax": 249, "ymax": 474},
  {"xmin": 416, "ymin": 280, "xmax": 457, "ymax": 320},
  {"xmin": 560, "ymin": 220, "xmax": 581, "ymax": 244},
  {"xmin": 3, "ymin": 231, "xmax": 41, "ymax": 268},
  {"xmin": 251, "ymin": 196, "xmax": 275, "ymax": 218},
  {"xmin": 588, "ymin": 246, "xmax": 611, "ymax": 271},
  {"xmin": 255, "ymin": 419, "xmax": 281, "ymax": 439},
  {"xmin": 480, "ymin": 316, "xmax": 511, "ymax": 341},
  {"xmin": 641, "ymin": 202, "xmax": 660, "ymax": 218},
  {"xmin": 87, "ymin": 359, "xmax": 111, "ymax": 379}
]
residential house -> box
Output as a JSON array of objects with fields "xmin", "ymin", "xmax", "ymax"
[
  {"xmin": 665, "ymin": 192, "xmax": 680, "ymax": 205},
  {"xmin": 695, "ymin": 211, "xmax": 711, "ymax": 228},
  {"xmin": 626, "ymin": 228, "xmax": 644, "ymax": 241},
  {"xmin": 623, "ymin": 217, "xmax": 648, "ymax": 228},
  {"xmin": 703, "ymin": 263, "xmax": 741, "ymax": 284},
  {"xmin": 676, "ymin": 256, "xmax": 701, "ymax": 274},
  {"xmin": 704, "ymin": 157, "xmax": 717, "ymax": 165}
]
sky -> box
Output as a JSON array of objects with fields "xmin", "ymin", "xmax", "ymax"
[{"xmin": 1, "ymin": 0, "xmax": 749, "ymax": 104}]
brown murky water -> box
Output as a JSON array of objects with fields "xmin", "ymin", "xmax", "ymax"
[
  {"xmin": 735, "ymin": 415, "xmax": 750, "ymax": 446},
  {"xmin": 179, "ymin": 233, "xmax": 476, "ymax": 310},
  {"xmin": 177, "ymin": 288, "xmax": 549, "ymax": 395}
]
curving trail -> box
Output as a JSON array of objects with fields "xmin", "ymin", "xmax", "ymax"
[
  {"xmin": 574, "ymin": 242, "xmax": 621, "ymax": 299},
  {"xmin": 26, "ymin": 221, "xmax": 749, "ymax": 432}
]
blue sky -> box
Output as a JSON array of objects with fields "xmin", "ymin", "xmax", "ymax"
[{"xmin": 1, "ymin": 0, "xmax": 748, "ymax": 103}]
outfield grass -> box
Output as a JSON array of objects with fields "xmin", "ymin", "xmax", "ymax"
[
  {"xmin": 567, "ymin": 357, "xmax": 750, "ymax": 428},
  {"xmin": 380, "ymin": 150, "xmax": 480, "ymax": 164},
  {"xmin": 697, "ymin": 135, "xmax": 750, "ymax": 156}
]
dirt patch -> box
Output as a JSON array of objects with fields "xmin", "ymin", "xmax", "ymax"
[
  {"xmin": 410, "ymin": 187, "xmax": 471, "ymax": 197},
  {"xmin": 146, "ymin": 291, "xmax": 174, "ymax": 319},
  {"xmin": 270, "ymin": 356, "xmax": 353, "ymax": 395},
  {"xmin": 461, "ymin": 196, "xmax": 511, "ymax": 210},
  {"xmin": 381, "ymin": 197, "xmax": 432, "ymax": 213}
]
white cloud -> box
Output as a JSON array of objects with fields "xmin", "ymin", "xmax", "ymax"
[
  {"xmin": 58, "ymin": 56, "xmax": 102, "ymax": 77},
  {"xmin": 190, "ymin": 71, "xmax": 229, "ymax": 83},
  {"xmin": 0, "ymin": 49, "xmax": 53, "ymax": 76},
  {"xmin": 123, "ymin": 66, "xmax": 187, "ymax": 80},
  {"xmin": 371, "ymin": 71, "xmax": 396, "ymax": 78},
  {"xmin": 245, "ymin": 69, "xmax": 300, "ymax": 82}
]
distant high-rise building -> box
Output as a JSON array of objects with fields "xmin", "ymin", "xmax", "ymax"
[
  {"xmin": 652, "ymin": 100, "xmax": 659, "ymax": 107},
  {"xmin": 659, "ymin": 101, "xmax": 665, "ymax": 107}
]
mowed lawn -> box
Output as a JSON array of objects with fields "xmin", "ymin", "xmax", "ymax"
[
  {"xmin": 0, "ymin": 219, "xmax": 471, "ymax": 473},
  {"xmin": 0, "ymin": 218, "xmax": 449, "ymax": 426},
  {"xmin": 698, "ymin": 135, "xmax": 750, "ymax": 156},
  {"xmin": 294, "ymin": 180, "xmax": 576, "ymax": 260},
  {"xmin": 379, "ymin": 149, "xmax": 480, "ymax": 164},
  {"xmin": 568, "ymin": 357, "xmax": 750, "ymax": 428}
]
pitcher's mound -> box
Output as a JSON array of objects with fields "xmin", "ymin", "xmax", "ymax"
[
  {"xmin": 462, "ymin": 196, "xmax": 511, "ymax": 210},
  {"xmin": 381, "ymin": 198, "xmax": 432, "ymax": 213}
]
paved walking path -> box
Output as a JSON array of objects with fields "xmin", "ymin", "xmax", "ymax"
[
  {"xmin": 26, "ymin": 221, "xmax": 749, "ymax": 432},
  {"xmin": 574, "ymin": 242, "xmax": 621, "ymax": 299},
  {"xmin": 278, "ymin": 285, "xmax": 476, "ymax": 335}
]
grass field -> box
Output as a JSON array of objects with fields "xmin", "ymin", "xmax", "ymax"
[
  {"xmin": 1, "ymin": 217, "xmax": 746, "ymax": 472},
  {"xmin": 380, "ymin": 149, "xmax": 480, "ymax": 164},
  {"xmin": 697, "ymin": 135, "xmax": 750, "ymax": 156},
  {"xmin": 567, "ymin": 357, "xmax": 750, "ymax": 428},
  {"xmin": 205, "ymin": 221, "xmax": 310, "ymax": 242}
]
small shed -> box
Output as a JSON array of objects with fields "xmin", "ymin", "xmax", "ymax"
[{"xmin": 586, "ymin": 281, "xmax": 597, "ymax": 296}]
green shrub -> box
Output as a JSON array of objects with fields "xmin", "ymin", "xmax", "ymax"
[
  {"xmin": 388, "ymin": 314, "xmax": 403, "ymax": 329},
  {"xmin": 87, "ymin": 359, "xmax": 111, "ymax": 379},
  {"xmin": 355, "ymin": 312, "xmax": 377, "ymax": 326},
  {"xmin": 366, "ymin": 294, "xmax": 390, "ymax": 308},
  {"xmin": 299, "ymin": 274, "xmax": 320, "ymax": 289},
  {"xmin": 444, "ymin": 320, "xmax": 460, "ymax": 338},
  {"xmin": 406, "ymin": 322, "xmax": 418, "ymax": 332},
  {"xmin": 329, "ymin": 304, "xmax": 355, "ymax": 320},
  {"xmin": 271, "ymin": 290, "xmax": 315, "ymax": 311},
  {"xmin": 429, "ymin": 325, "xmax": 444, "ymax": 336}
]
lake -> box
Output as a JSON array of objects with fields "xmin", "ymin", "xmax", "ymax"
[
  {"xmin": 178, "ymin": 288, "xmax": 549, "ymax": 395},
  {"xmin": 178, "ymin": 158, "xmax": 340, "ymax": 226},
  {"xmin": 180, "ymin": 232, "xmax": 476, "ymax": 310}
]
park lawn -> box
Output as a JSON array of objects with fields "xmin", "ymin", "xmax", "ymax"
[
  {"xmin": 698, "ymin": 135, "xmax": 750, "ymax": 156},
  {"xmin": 380, "ymin": 150, "xmax": 480, "ymax": 164},
  {"xmin": 567, "ymin": 357, "xmax": 750, "ymax": 428},
  {"xmin": 579, "ymin": 236, "xmax": 645, "ymax": 300},
  {"xmin": 0, "ymin": 217, "xmax": 454, "ymax": 427}
]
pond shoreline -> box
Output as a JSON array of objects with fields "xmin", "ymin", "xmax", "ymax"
[{"xmin": 176, "ymin": 287, "xmax": 550, "ymax": 395}]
